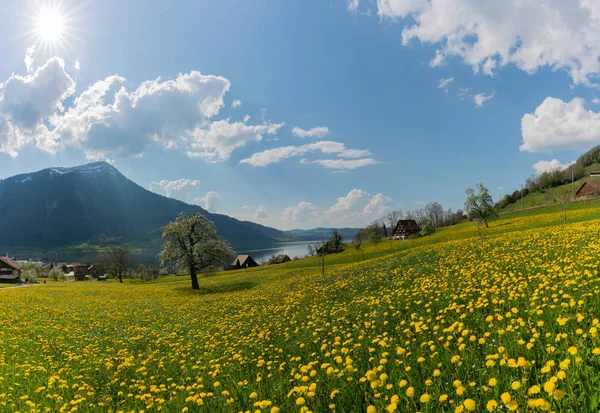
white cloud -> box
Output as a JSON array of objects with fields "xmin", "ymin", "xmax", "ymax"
[
  {"xmin": 438, "ymin": 77, "xmax": 454, "ymax": 89},
  {"xmin": 231, "ymin": 99, "xmax": 241, "ymax": 108},
  {"xmin": 376, "ymin": 0, "xmax": 600, "ymax": 85},
  {"xmin": 302, "ymin": 158, "xmax": 379, "ymax": 170},
  {"xmin": 195, "ymin": 191, "xmax": 220, "ymax": 212},
  {"xmin": 187, "ymin": 119, "xmax": 283, "ymax": 162},
  {"xmin": 255, "ymin": 205, "xmax": 268, "ymax": 218},
  {"xmin": 474, "ymin": 92, "xmax": 494, "ymax": 107},
  {"xmin": 240, "ymin": 140, "xmax": 373, "ymax": 170},
  {"xmin": 521, "ymin": 97, "xmax": 600, "ymax": 152},
  {"xmin": 74, "ymin": 59, "xmax": 80, "ymax": 71},
  {"xmin": 281, "ymin": 202, "xmax": 319, "ymax": 223},
  {"xmin": 24, "ymin": 46, "xmax": 36, "ymax": 73},
  {"xmin": 327, "ymin": 189, "xmax": 370, "ymax": 214},
  {"xmin": 292, "ymin": 126, "xmax": 330, "ymax": 138},
  {"xmin": 0, "ymin": 51, "xmax": 288, "ymax": 162},
  {"xmin": 532, "ymin": 159, "xmax": 574, "ymax": 176},
  {"xmin": 592, "ymin": 98, "xmax": 600, "ymax": 104},
  {"xmin": 0, "ymin": 56, "xmax": 75, "ymax": 157},
  {"xmin": 363, "ymin": 193, "xmax": 395, "ymax": 215},
  {"xmin": 150, "ymin": 178, "xmax": 201, "ymax": 197},
  {"xmin": 348, "ymin": 0, "xmax": 360, "ymax": 12}
]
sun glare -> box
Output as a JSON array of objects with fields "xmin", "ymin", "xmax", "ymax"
[{"xmin": 35, "ymin": 5, "xmax": 66, "ymax": 43}]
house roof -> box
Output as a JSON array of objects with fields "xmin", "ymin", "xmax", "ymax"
[
  {"xmin": 0, "ymin": 256, "xmax": 21, "ymax": 271},
  {"xmin": 393, "ymin": 219, "xmax": 421, "ymax": 232},
  {"xmin": 273, "ymin": 254, "xmax": 291, "ymax": 263},
  {"xmin": 232, "ymin": 255, "xmax": 258, "ymax": 266},
  {"xmin": 576, "ymin": 181, "xmax": 600, "ymax": 197}
]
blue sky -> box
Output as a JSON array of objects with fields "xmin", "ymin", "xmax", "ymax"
[{"xmin": 1, "ymin": 0, "xmax": 600, "ymax": 229}]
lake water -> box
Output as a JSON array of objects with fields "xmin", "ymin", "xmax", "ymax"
[{"xmin": 239, "ymin": 241, "xmax": 319, "ymax": 264}]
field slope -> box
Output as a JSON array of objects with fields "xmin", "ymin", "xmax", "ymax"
[{"xmin": 2, "ymin": 201, "xmax": 600, "ymax": 412}]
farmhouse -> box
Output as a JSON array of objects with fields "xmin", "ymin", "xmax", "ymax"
[
  {"xmin": 0, "ymin": 256, "xmax": 22, "ymax": 284},
  {"xmin": 575, "ymin": 182, "xmax": 600, "ymax": 200},
  {"xmin": 392, "ymin": 219, "xmax": 421, "ymax": 239},
  {"xmin": 225, "ymin": 255, "xmax": 259, "ymax": 270},
  {"xmin": 270, "ymin": 254, "xmax": 291, "ymax": 264}
]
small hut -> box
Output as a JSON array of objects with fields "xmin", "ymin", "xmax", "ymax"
[
  {"xmin": 225, "ymin": 255, "xmax": 259, "ymax": 270},
  {"xmin": 0, "ymin": 256, "xmax": 22, "ymax": 284},
  {"xmin": 270, "ymin": 254, "xmax": 291, "ymax": 264},
  {"xmin": 575, "ymin": 182, "xmax": 600, "ymax": 200},
  {"xmin": 392, "ymin": 219, "xmax": 421, "ymax": 239}
]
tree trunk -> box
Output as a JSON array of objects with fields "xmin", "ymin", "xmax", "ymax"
[
  {"xmin": 190, "ymin": 265, "xmax": 199, "ymax": 290},
  {"xmin": 118, "ymin": 271, "xmax": 123, "ymax": 283},
  {"xmin": 563, "ymin": 208, "xmax": 567, "ymax": 224},
  {"xmin": 485, "ymin": 221, "xmax": 489, "ymax": 228}
]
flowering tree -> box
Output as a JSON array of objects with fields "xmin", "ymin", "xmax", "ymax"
[{"xmin": 159, "ymin": 213, "xmax": 235, "ymax": 290}]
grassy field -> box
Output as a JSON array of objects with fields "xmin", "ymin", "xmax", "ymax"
[{"xmin": 2, "ymin": 201, "xmax": 600, "ymax": 412}]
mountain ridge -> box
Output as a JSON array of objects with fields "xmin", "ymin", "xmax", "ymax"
[{"xmin": 0, "ymin": 161, "xmax": 295, "ymax": 262}]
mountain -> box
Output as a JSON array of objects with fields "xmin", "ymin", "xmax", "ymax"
[
  {"xmin": 0, "ymin": 162, "xmax": 295, "ymax": 262},
  {"xmin": 284, "ymin": 227, "xmax": 361, "ymax": 241}
]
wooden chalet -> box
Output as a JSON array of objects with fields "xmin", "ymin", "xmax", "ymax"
[
  {"xmin": 225, "ymin": 255, "xmax": 259, "ymax": 270},
  {"xmin": 392, "ymin": 219, "xmax": 421, "ymax": 239},
  {"xmin": 73, "ymin": 264, "xmax": 90, "ymax": 281},
  {"xmin": 270, "ymin": 254, "xmax": 291, "ymax": 264},
  {"xmin": 0, "ymin": 256, "xmax": 22, "ymax": 284},
  {"xmin": 575, "ymin": 182, "xmax": 600, "ymax": 200}
]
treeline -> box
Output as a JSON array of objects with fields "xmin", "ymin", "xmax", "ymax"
[
  {"xmin": 497, "ymin": 145, "xmax": 600, "ymax": 209},
  {"xmin": 365, "ymin": 202, "xmax": 467, "ymax": 238}
]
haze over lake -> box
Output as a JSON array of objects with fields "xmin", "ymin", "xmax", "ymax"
[{"xmin": 239, "ymin": 241, "xmax": 318, "ymax": 264}]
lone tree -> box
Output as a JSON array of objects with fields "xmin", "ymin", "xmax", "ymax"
[
  {"xmin": 352, "ymin": 229, "xmax": 367, "ymax": 251},
  {"xmin": 159, "ymin": 213, "xmax": 235, "ymax": 290},
  {"xmin": 464, "ymin": 183, "xmax": 498, "ymax": 228},
  {"xmin": 329, "ymin": 229, "xmax": 344, "ymax": 253},
  {"xmin": 98, "ymin": 245, "xmax": 137, "ymax": 283},
  {"xmin": 550, "ymin": 185, "xmax": 572, "ymax": 224},
  {"xmin": 370, "ymin": 229, "xmax": 382, "ymax": 246}
]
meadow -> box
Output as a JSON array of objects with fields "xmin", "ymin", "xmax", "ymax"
[{"xmin": 2, "ymin": 201, "xmax": 600, "ymax": 412}]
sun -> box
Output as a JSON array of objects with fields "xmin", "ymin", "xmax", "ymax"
[{"xmin": 34, "ymin": 5, "xmax": 66, "ymax": 43}]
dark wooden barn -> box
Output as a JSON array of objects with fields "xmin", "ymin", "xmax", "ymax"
[
  {"xmin": 270, "ymin": 254, "xmax": 291, "ymax": 264},
  {"xmin": 392, "ymin": 219, "xmax": 421, "ymax": 239},
  {"xmin": 225, "ymin": 255, "xmax": 260, "ymax": 270}
]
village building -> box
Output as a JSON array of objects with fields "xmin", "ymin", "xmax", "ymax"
[
  {"xmin": 575, "ymin": 182, "xmax": 600, "ymax": 200},
  {"xmin": 0, "ymin": 256, "xmax": 22, "ymax": 284},
  {"xmin": 392, "ymin": 219, "xmax": 421, "ymax": 239},
  {"xmin": 225, "ymin": 255, "xmax": 259, "ymax": 270},
  {"xmin": 73, "ymin": 264, "xmax": 90, "ymax": 281},
  {"xmin": 270, "ymin": 254, "xmax": 291, "ymax": 264}
]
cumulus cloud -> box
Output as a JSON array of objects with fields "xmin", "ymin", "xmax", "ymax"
[
  {"xmin": 24, "ymin": 46, "xmax": 36, "ymax": 73},
  {"xmin": 231, "ymin": 99, "xmax": 241, "ymax": 108},
  {"xmin": 240, "ymin": 140, "xmax": 374, "ymax": 171},
  {"xmin": 348, "ymin": 0, "xmax": 359, "ymax": 12},
  {"xmin": 521, "ymin": 97, "xmax": 600, "ymax": 152},
  {"xmin": 0, "ymin": 52, "xmax": 284, "ymax": 162},
  {"xmin": 255, "ymin": 205, "xmax": 268, "ymax": 218},
  {"xmin": 592, "ymin": 98, "xmax": 600, "ymax": 104},
  {"xmin": 438, "ymin": 77, "xmax": 454, "ymax": 89},
  {"xmin": 186, "ymin": 119, "xmax": 283, "ymax": 162},
  {"xmin": 532, "ymin": 159, "xmax": 574, "ymax": 176},
  {"xmin": 195, "ymin": 191, "xmax": 220, "ymax": 212},
  {"xmin": 376, "ymin": 0, "xmax": 600, "ymax": 85},
  {"xmin": 74, "ymin": 59, "xmax": 80, "ymax": 71},
  {"xmin": 150, "ymin": 178, "xmax": 201, "ymax": 197},
  {"xmin": 474, "ymin": 92, "xmax": 494, "ymax": 107},
  {"xmin": 281, "ymin": 202, "xmax": 319, "ymax": 223},
  {"xmin": 279, "ymin": 189, "xmax": 395, "ymax": 228},
  {"xmin": 363, "ymin": 193, "xmax": 395, "ymax": 215},
  {"xmin": 327, "ymin": 189, "xmax": 370, "ymax": 214},
  {"xmin": 0, "ymin": 57, "xmax": 75, "ymax": 156},
  {"xmin": 292, "ymin": 126, "xmax": 330, "ymax": 138}
]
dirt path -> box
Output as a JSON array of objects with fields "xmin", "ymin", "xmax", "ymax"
[{"xmin": 0, "ymin": 284, "xmax": 40, "ymax": 291}]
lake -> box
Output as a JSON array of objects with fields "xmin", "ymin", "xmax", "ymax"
[{"xmin": 239, "ymin": 241, "xmax": 319, "ymax": 264}]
